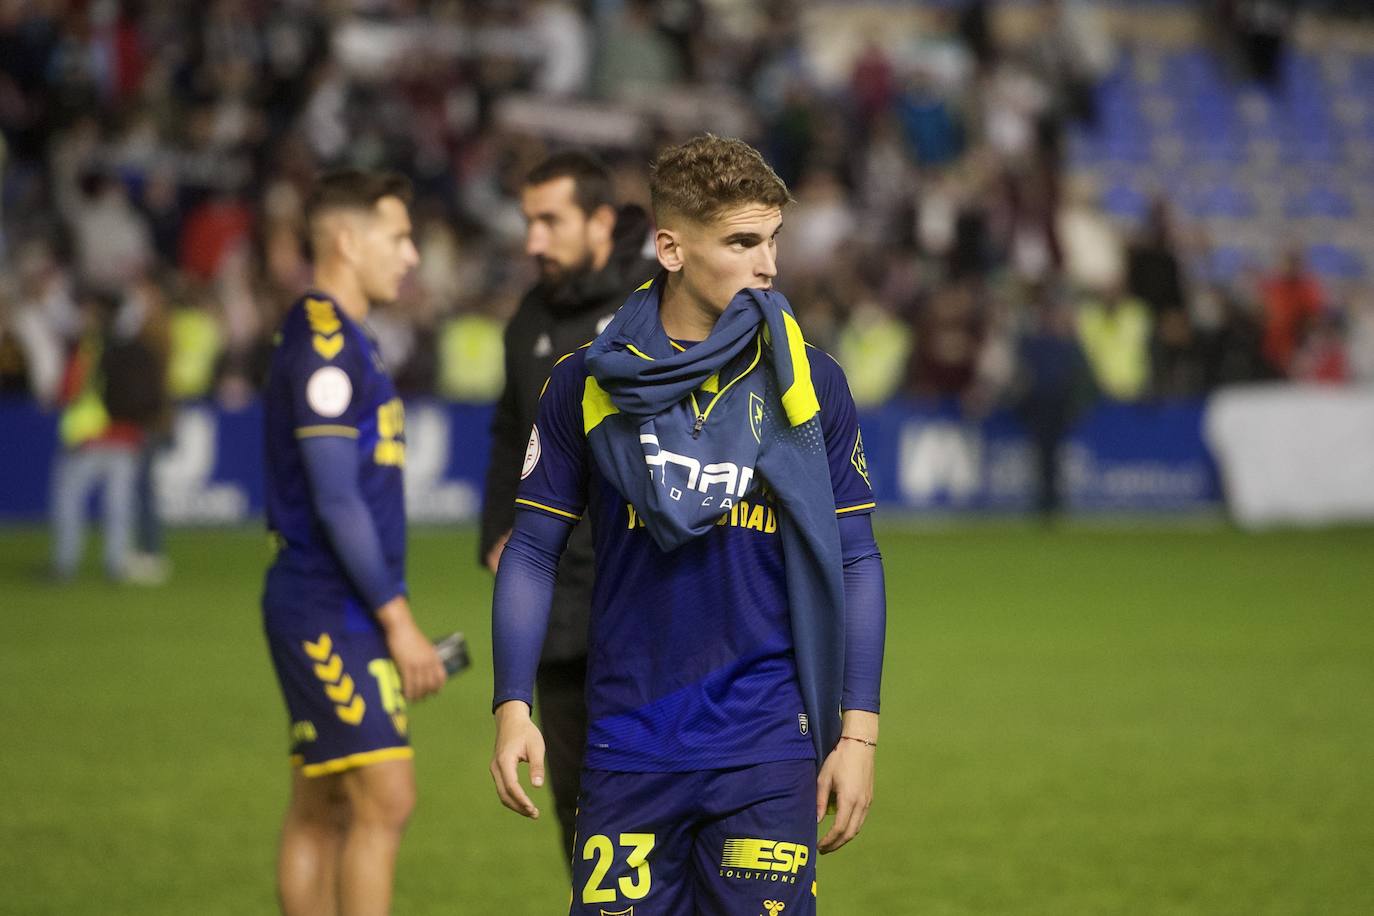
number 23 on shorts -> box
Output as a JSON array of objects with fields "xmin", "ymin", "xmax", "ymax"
[{"xmin": 581, "ymin": 833, "xmax": 655, "ymax": 904}]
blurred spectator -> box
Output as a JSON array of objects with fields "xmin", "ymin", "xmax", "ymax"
[
  {"xmin": 1260, "ymin": 248, "xmax": 1324, "ymax": 377},
  {"xmin": 1345, "ymin": 285, "xmax": 1374, "ymax": 383},
  {"xmin": 594, "ymin": 0, "xmax": 682, "ymax": 100},
  {"xmin": 1031, "ymin": 0, "xmax": 1115, "ymax": 129},
  {"xmin": 49, "ymin": 291, "xmax": 162, "ymax": 582},
  {"xmin": 1014, "ymin": 286, "xmax": 1094, "ymax": 517},
  {"xmin": 1076, "ymin": 285, "xmax": 1153, "ymax": 401},
  {"xmin": 1127, "ymin": 200, "xmax": 1188, "ymax": 317},
  {"xmin": 70, "ymin": 172, "xmax": 154, "ymax": 294},
  {"xmin": 3, "ymin": 241, "xmax": 80, "ymax": 406},
  {"xmin": 906, "ymin": 280, "xmax": 985, "ymax": 398},
  {"xmin": 1291, "ymin": 312, "xmax": 1350, "ymax": 384},
  {"xmin": 1199, "ymin": 282, "xmax": 1270, "ymax": 388}
]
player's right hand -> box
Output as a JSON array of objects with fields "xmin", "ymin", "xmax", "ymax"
[
  {"xmin": 491, "ymin": 700, "xmax": 546, "ymax": 819},
  {"xmin": 376, "ymin": 596, "xmax": 446, "ymax": 702}
]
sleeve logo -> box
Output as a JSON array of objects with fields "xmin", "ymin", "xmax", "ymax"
[
  {"xmin": 850, "ymin": 429, "xmax": 871, "ymax": 488},
  {"xmin": 521, "ymin": 426, "xmax": 541, "ymax": 479},
  {"xmin": 306, "ymin": 366, "xmax": 352, "ymax": 418}
]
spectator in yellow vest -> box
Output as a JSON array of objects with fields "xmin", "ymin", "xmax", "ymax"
[{"xmin": 1076, "ymin": 285, "xmax": 1152, "ymax": 401}]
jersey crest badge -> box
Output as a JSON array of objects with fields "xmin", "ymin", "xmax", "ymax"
[
  {"xmin": 850, "ymin": 430, "xmax": 870, "ymax": 488},
  {"xmin": 749, "ymin": 392, "xmax": 765, "ymax": 444}
]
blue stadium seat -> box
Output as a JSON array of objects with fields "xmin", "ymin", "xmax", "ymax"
[
  {"xmin": 1305, "ymin": 244, "xmax": 1365, "ymax": 279},
  {"xmin": 1102, "ymin": 182, "xmax": 1149, "ymax": 220},
  {"xmin": 1206, "ymin": 246, "xmax": 1257, "ymax": 282},
  {"xmin": 1180, "ymin": 182, "xmax": 1256, "ymax": 219},
  {"xmin": 1285, "ymin": 186, "xmax": 1356, "ymax": 219}
]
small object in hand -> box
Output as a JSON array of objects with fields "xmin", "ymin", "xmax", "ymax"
[{"xmin": 433, "ymin": 631, "xmax": 471, "ymax": 678}]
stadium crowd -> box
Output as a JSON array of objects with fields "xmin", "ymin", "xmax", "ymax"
[{"xmin": 3, "ymin": 0, "xmax": 1374, "ymax": 433}]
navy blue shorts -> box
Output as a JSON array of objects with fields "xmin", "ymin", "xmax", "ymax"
[
  {"xmin": 265, "ymin": 627, "xmax": 411, "ymax": 777},
  {"xmin": 569, "ymin": 759, "xmax": 818, "ymax": 916}
]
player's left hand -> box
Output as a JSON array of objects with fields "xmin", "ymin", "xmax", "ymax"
[
  {"xmin": 377, "ymin": 596, "xmax": 446, "ymax": 702},
  {"xmin": 816, "ymin": 715, "xmax": 878, "ymax": 854}
]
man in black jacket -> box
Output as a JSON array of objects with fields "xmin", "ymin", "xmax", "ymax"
[{"xmin": 479, "ymin": 151, "xmax": 656, "ymax": 867}]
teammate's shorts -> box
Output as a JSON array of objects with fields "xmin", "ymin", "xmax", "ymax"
[
  {"xmin": 569, "ymin": 758, "xmax": 818, "ymax": 916},
  {"xmin": 265, "ymin": 627, "xmax": 411, "ymax": 777}
]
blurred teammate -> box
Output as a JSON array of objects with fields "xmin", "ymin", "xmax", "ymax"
[
  {"xmin": 262, "ymin": 169, "xmax": 446, "ymax": 916},
  {"xmin": 491, "ymin": 136, "xmax": 887, "ymax": 913},
  {"xmin": 479, "ymin": 150, "xmax": 656, "ymax": 867}
]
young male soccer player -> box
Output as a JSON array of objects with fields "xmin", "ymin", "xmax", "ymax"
[
  {"xmin": 491, "ymin": 136, "xmax": 887, "ymax": 914},
  {"xmin": 262, "ymin": 169, "xmax": 446, "ymax": 916}
]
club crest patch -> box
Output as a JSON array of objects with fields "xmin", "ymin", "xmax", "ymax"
[
  {"xmin": 850, "ymin": 430, "xmax": 870, "ymax": 488},
  {"xmin": 305, "ymin": 366, "xmax": 352, "ymax": 418},
  {"xmin": 749, "ymin": 392, "xmax": 766, "ymax": 444},
  {"xmin": 521, "ymin": 426, "xmax": 541, "ymax": 479}
]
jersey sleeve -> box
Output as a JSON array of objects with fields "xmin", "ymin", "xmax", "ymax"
[
  {"xmin": 513, "ymin": 350, "xmax": 589, "ymax": 524},
  {"xmin": 286, "ymin": 309, "xmax": 368, "ymax": 439},
  {"xmin": 813, "ymin": 347, "xmax": 877, "ymax": 517}
]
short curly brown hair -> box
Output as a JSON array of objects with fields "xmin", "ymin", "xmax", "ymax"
[{"xmin": 649, "ymin": 135, "xmax": 792, "ymax": 226}]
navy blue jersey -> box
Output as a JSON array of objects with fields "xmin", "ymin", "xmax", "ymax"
[
  {"xmin": 517, "ymin": 344, "xmax": 874, "ymax": 772},
  {"xmin": 262, "ymin": 292, "xmax": 407, "ymax": 636}
]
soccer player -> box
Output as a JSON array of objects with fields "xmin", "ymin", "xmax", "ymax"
[
  {"xmin": 491, "ymin": 136, "xmax": 886, "ymax": 914},
  {"xmin": 262, "ymin": 169, "xmax": 446, "ymax": 916},
  {"xmin": 480, "ymin": 150, "xmax": 658, "ymax": 867}
]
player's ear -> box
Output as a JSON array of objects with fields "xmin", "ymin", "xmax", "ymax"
[
  {"xmin": 337, "ymin": 214, "xmax": 361, "ymax": 265},
  {"xmin": 655, "ymin": 227, "xmax": 684, "ymax": 273}
]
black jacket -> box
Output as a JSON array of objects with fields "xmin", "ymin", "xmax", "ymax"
[{"xmin": 479, "ymin": 205, "xmax": 657, "ymax": 662}]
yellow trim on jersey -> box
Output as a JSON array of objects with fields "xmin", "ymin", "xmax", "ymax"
[
  {"xmin": 297, "ymin": 746, "xmax": 414, "ymax": 778},
  {"xmin": 295, "ymin": 425, "xmax": 359, "ymax": 439},
  {"xmin": 688, "ymin": 335, "xmax": 763, "ymax": 429},
  {"xmin": 625, "ymin": 343, "xmax": 655, "ymax": 361},
  {"xmin": 515, "ymin": 498, "xmax": 582, "ymax": 521},
  {"xmin": 583, "ymin": 375, "xmax": 620, "ymax": 434},
  {"xmin": 779, "ymin": 311, "xmax": 820, "ymax": 425},
  {"xmin": 836, "ymin": 502, "xmax": 877, "ymax": 515},
  {"xmin": 289, "ymin": 754, "xmax": 304, "ymax": 767},
  {"xmin": 669, "ymin": 340, "xmax": 687, "ymax": 353},
  {"xmin": 539, "ymin": 344, "xmax": 595, "ymax": 398},
  {"xmin": 635, "ymin": 277, "xmax": 654, "ymax": 291}
]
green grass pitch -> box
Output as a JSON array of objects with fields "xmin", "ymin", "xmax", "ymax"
[{"xmin": 1, "ymin": 523, "xmax": 1371, "ymax": 914}]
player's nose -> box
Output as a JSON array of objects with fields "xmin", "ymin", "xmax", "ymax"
[{"xmin": 756, "ymin": 245, "xmax": 777, "ymax": 280}]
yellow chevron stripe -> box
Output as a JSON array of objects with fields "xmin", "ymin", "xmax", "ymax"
[
  {"xmin": 324, "ymin": 674, "xmax": 355, "ymax": 704},
  {"xmin": 335, "ymin": 694, "xmax": 366, "ymax": 724},
  {"xmin": 313, "ymin": 332, "xmax": 344, "ymax": 360},
  {"xmin": 302, "ymin": 634, "xmax": 333, "ymax": 661},
  {"xmin": 313, "ymin": 654, "xmax": 343, "ymax": 683}
]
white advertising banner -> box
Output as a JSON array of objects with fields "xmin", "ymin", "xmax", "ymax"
[{"xmin": 1204, "ymin": 385, "xmax": 1374, "ymax": 528}]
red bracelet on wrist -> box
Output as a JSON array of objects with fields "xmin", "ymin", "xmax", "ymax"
[{"xmin": 839, "ymin": 735, "xmax": 877, "ymax": 748}]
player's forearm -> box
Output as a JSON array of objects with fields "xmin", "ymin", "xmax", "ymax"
[
  {"xmin": 838, "ymin": 513, "xmax": 886, "ymax": 714},
  {"xmin": 491, "ymin": 510, "xmax": 573, "ymax": 710},
  {"xmin": 300, "ymin": 436, "xmax": 404, "ymax": 612}
]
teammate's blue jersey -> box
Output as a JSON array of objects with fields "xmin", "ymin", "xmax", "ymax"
[
  {"xmin": 262, "ymin": 292, "xmax": 407, "ymax": 636},
  {"xmin": 517, "ymin": 343, "xmax": 875, "ymax": 772}
]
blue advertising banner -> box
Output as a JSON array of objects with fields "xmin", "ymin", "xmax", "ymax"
[{"xmin": 0, "ymin": 396, "xmax": 1219, "ymax": 524}]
